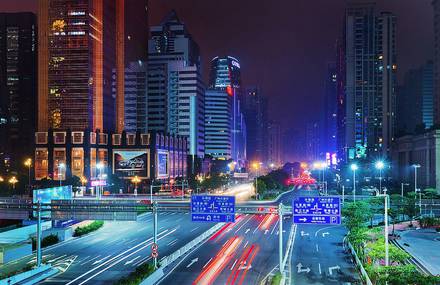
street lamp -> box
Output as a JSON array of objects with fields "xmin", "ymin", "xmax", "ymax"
[
  {"xmin": 252, "ymin": 162, "xmax": 261, "ymax": 200},
  {"xmin": 131, "ymin": 176, "xmax": 141, "ymax": 195},
  {"xmin": 350, "ymin": 163, "xmax": 358, "ymax": 202},
  {"xmin": 9, "ymin": 176, "xmax": 18, "ymax": 189},
  {"xmin": 58, "ymin": 163, "xmax": 65, "ymax": 187},
  {"xmin": 24, "ymin": 158, "xmax": 32, "ymax": 191},
  {"xmin": 375, "ymin": 160, "xmax": 385, "ymax": 192},
  {"xmin": 413, "ymin": 164, "xmax": 422, "ymax": 216},
  {"xmin": 0, "ymin": 176, "xmax": 4, "ymax": 182},
  {"xmin": 400, "ymin": 183, "xmax": 409, "ymax": 198}
]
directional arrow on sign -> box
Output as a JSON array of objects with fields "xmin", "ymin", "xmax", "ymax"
[
  {"xmin": 186, "ymin": 258, "xmax": 199, "ymax": 268},
  {"xmin": 299, "ymin": 218, "xmax": 307, "ymax": 222},
  {"xmin": 296, "ymin": 263, "xmax": 311, "ymax": 273},
  {"xmin": 300, "ymin": 231, "xmax": 309, "ymax": 237},
  {"xmin": 328, "ymin": 265, "xmax": 340, "ymax": 275},
  {"xmin": 322, "ymin": 232, "xmax": 330, "ymax": 237}
]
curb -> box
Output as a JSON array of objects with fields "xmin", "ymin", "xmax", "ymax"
[{"xmin": 0, "ymin": 264, "xmax": 58, "ymax": 285}]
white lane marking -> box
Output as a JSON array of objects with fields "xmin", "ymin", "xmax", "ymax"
[
  {"xmin": 124, "ymin": 256, "xmax": 141, "ymax": 265},
  {"xmin": 190, "ymin": 226, "xmax": 200, "ymax": 232},
  {"xmin": 314, "ymin": 225, "xmax": 342, "ymax": 237},
  {"xmin": 253, "ymin": 218, "xmax": 266, "ymax": 234},
  {"xmin": 167, "ymin": 239, "xmax": 178, "ymax": 246},
  {"xmin": 92, "ymin": 255, "xmax": 111, "ymax": 265},
  {"xmin": 48, "ymin": 254, "xmax": 67, "ymax": 263},
  {"xmin": 203, "ymin": 257, "xmax": 213, "ymax": 268},
  {"xmin": 133, "ymin": 256, "xmax": 150, "ymax": 266},
  {"xmin": 230, "ymin": 259, "xmax": 238, "ymax": 270},
  {"xmin": 80, "ymin": 255, "xmax": 101, "ymax": 265},
  {"xmin": 65, "ymin": 230, "xmax": 167, "ymax": 285},
  {"xmin": 316, "ymin": 244, "xmax": 319, "ymax": 252},
  {"xmin": 318, "ymin": 263, "xmax": 322, "ymax": 275},
  {"xmin": 75, "ymin": 228, "xmax": 178, "ymax": 285},
  {"xmin": 270, "ymin": 220, "xmax": 279, "ymax": 235},
  {"xmin": 138, "ymin": 256, "xmax": 152, "ymax": 266},
  {"xmin": 243, "ymin": 241, "xmax": 249, "ymax": 249},
  {"xmin": 234, "ymin": 215, "xmax": 253, "ymax": 233}
]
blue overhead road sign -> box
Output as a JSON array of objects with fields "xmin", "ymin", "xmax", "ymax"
[
  {"xmin": 191, "ymin": 195, "xmax": 235, "ymax": 223},
  {"xmin": 292, "ymin": 196, "xmax": 341, "ymax": 225}
]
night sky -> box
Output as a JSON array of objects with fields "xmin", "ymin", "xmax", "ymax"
[{"xmin": 0, "ymin": 0, "xmax": 434, "ymax": 131}]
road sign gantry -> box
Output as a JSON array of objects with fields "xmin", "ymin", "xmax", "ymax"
[{"xmin": 292, "ymin": 196, "xmax": 341, "ymax": 225}]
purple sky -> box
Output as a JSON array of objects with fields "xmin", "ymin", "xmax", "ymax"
[{"xmin": 0, "ymin": 0, "xmax": 434, "ymax": 130}]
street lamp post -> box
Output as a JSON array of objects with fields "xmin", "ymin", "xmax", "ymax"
[
  {"xmin": 131, "ymin": 176, "xmax": 141, "ymax": 196},
  {"xmin": 24, "ymin": 158, "xmax": 32, "ymax": 192},
  {"xmin": 400, "ymin": 183, "xmax": 409, "ymax": 198},
  {"xmin": 9, "ymin": 176, "xmax": 18, "ymax": 190},
  {"xmin": 350, "ymin": 163, "xmax": 358, "ymax": 202},
  {"xmin": 413, "ymin": 164, "xmax": 421, "ymax": 216},
  {"xmin": 374, "ymin": 188, "xmax": 389, "ymax": 269},
  {"xmin": 375, "ymin": 161, "xmax": 385, "ymax": 192},
  {"xmin": 96, "ymin": 163, "xmax": 104, "ymax": 199}
]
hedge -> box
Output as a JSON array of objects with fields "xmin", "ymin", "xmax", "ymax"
[
  {"xmin": 113, "ymin": 263, "xmax": 155, "ymax": 285},
  {"xmin": 73, "ymin": 221, "xmax": 104, "ymax": 237},
  {"xmin": 32, "ymin": 234, "xmax": 59, "ymax": 250}
]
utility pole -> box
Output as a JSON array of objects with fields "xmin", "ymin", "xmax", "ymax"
[
  {"xmin": 278, "ymin": 203, "xmax": 284, "ymax": 274},
  {"xmin": 150, "ymin": 183, "xmax": 153, "ymax": 202},
  {"xmin": 153, "ymin": 201, "xmax": 158, "ymax": 269}
]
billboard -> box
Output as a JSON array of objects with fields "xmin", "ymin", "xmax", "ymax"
[
  {"xmin": 156, "ymin": 150, "xmax": 169, "ymax": 179},
  {"xmin": 33, "ymin": 186, "xmax": 72, "ymax": 217},
  {"xmin": 113, "ymin": 150, "xmax": 148, "ymax": 178}
]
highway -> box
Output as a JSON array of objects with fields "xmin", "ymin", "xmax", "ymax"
[{"xmin": 0, "ymin": 212, "xmax": 214, "ymax": 284}]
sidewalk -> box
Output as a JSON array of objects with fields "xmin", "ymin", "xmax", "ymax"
[{"xmin": 394, "ymin": 228, "xmax": 440, "ymax": 276}]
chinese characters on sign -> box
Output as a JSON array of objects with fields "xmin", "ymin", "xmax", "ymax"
[
  {"xmin": 191, "ymin": 195, "xmax": 235, "ymax": 222},
  {"xmin": 292, "ymin": 196, "xmax": 341, "ymax": 225}
]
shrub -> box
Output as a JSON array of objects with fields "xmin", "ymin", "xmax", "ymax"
[
  {"xmin": 73, "ymin": 221, "xmax": 104, "ymax": 237},
  {"xmin": 113, "ymin": 263, "xmax": 155, "ymax": 285},
  {"xmin": 32, "ymin": 234, "xmax": 59, "ymax": 250},
  {"xmin": 418, "ymin": 217, "xmax": 439, "ymax": 228}
]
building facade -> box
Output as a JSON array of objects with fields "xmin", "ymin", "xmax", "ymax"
[
  {"xmin": 244, "ymin": 87, "xmax": 267, "ymax": 164},
  {"xmin": 146, "ymin": 11, "xmax": 205, "ymax": 157},
  {"xmin": 397, "ymin": 61, "xmax": 434, "ymax": 134},
  {"xmin": 113, "ymin": 61, "xmax": 148, "ymax": 133},
  {"xmin": 204, "ymin": 89, "xmax": 233, "ymax": 159},
  {"xmin": 391, "ymin": 130, "xmax": 440, "ymax": 194},
  {"xmin": 0, "ymin": 13, "xmax": 37, "ymax": 172},
  {"xmin": 267, "ymin": 122, "xmax": 282, "ymax": 166},
  {"xmin": 337, "ymin": 3, "xmax": 397, "ymax": 162},
  {"xmin": 323, "ymin": 62, "xmax": 338, "ymax": 155}
]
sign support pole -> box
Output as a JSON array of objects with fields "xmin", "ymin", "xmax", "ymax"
[
  {"xmin": 278, "ymin": 203, "xmax": 283, "ymax": 274},
  {"xmin": 150, "ymin": 183, "xmax": 153, "ymax": 202},
  {"xmin": 342, "ymin": 186, "xmax": 345, "ymax": 204},
  {"xmin": 36, "ymin": 200, "xmax": 42, "ymax": 268},
  {"xmin": 153, "ymin": 201, "xmax": 158, "ymax": 269}
]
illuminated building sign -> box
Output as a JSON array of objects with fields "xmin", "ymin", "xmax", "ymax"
[
  {"xmin": 231, "ymin": 60, "xmax": 240, "ymax": 69},
  {"xmin": 113, "ymin": 150, "xmax": 148, "ymax": 178},
  {"xmin": 157, "ymin": 150, "xmax": 169, "ymax": 179}
]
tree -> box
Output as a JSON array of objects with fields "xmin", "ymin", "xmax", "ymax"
[
  {"xmin": 65, "ymin": 175, "xmax": 81, "ymax": 197},
  {"xmin": 402, "ymin": 195, "xmax": 417, "ymax": 225},
  {"xmin": 253, "ymin": 179, "xmax": 267, "ymax": 200}
]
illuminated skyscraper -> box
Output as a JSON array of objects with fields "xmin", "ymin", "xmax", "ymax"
[
  {"xmin": 0, "ymin": 13, "xmax": 36, "ymax": 172},
  {"xmin": 38, "ymin": 0, "xmax": 148, "ymax": 133},
  {"xmin": 209, "ymin": 56, "xmax": 246, "ymax": 165}
]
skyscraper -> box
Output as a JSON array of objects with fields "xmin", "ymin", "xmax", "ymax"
[
  {"xmin": 38, "ymin": 0, "xmax": 128, "ymax": 132},
  {"xmin": 267, "ymin": 122, "xmax": 282, "ymax": 166},
  {"xmin": 244, "ymin": 87, "xmax": 268, "ymax": 163},
  {"xmin": 337, "ymin": 3, "xmax": 396, "ymax": 162},
  {"xmin": 397, "ymin": 61, "xmax": 434, "ymax": 134},
  {"xmin": 147, "ymin": 11, "xmax": 205, "ymax": 157},
  {"xmin": 0, "ymin": 12, "xmax": 37, "ymax": 172},
  {"xmin": 323, "ymin": 62, "xmax": 338, "ymax": 155},
  {"xmin": 208, "ymin": 56, "xmax": 246, "ymax": 165},
  {"xmin": 434, "ymin": 0, "xmax": 440, "ymax": 124}
]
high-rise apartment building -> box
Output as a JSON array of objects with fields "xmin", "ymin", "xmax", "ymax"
[
  {"xmin": 306, "ymin": 122, "xmax": 320, "ymax": 162},
  {"xmin": 146, "ymin": 11, "xmax": 205, "ymax": 157},
  {"xmin": 0, "ymin": 13, "xmax": 37, "ymax": 172},
  {"xmin": 337, "ymin": 3, "xmax": 396, "ymax": 162},
  {"xmin": 397, "ymin": 61, "xmax": 434, "ymax": 134}
]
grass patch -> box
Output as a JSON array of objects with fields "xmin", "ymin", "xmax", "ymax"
[
  {"xmin": 271, "ymin": 272, "xmax": 282, "ymax": 285},
  {"xmin": 0, "ymin": 264, "xmax": 33, "ymax": 280},
  {"xmin": 73, "ymin": 221, "xmax": 104, "ymax": 237},
  {"xmin": 113, "ymin": 262, "xmax": 155, "ymax": 285},
  {"xmin": 32, "ymin": 234, "xmax": 59, "ymax": 250}
]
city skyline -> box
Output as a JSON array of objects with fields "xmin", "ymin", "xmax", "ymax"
[{"xmin": 0, "ymin": 0, "xmax": 433, "ymax": 131}]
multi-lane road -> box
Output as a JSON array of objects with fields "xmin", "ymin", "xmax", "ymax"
[{"xmin": 1, "ymin": 188, "xmax": 361, "ymax": 284}]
